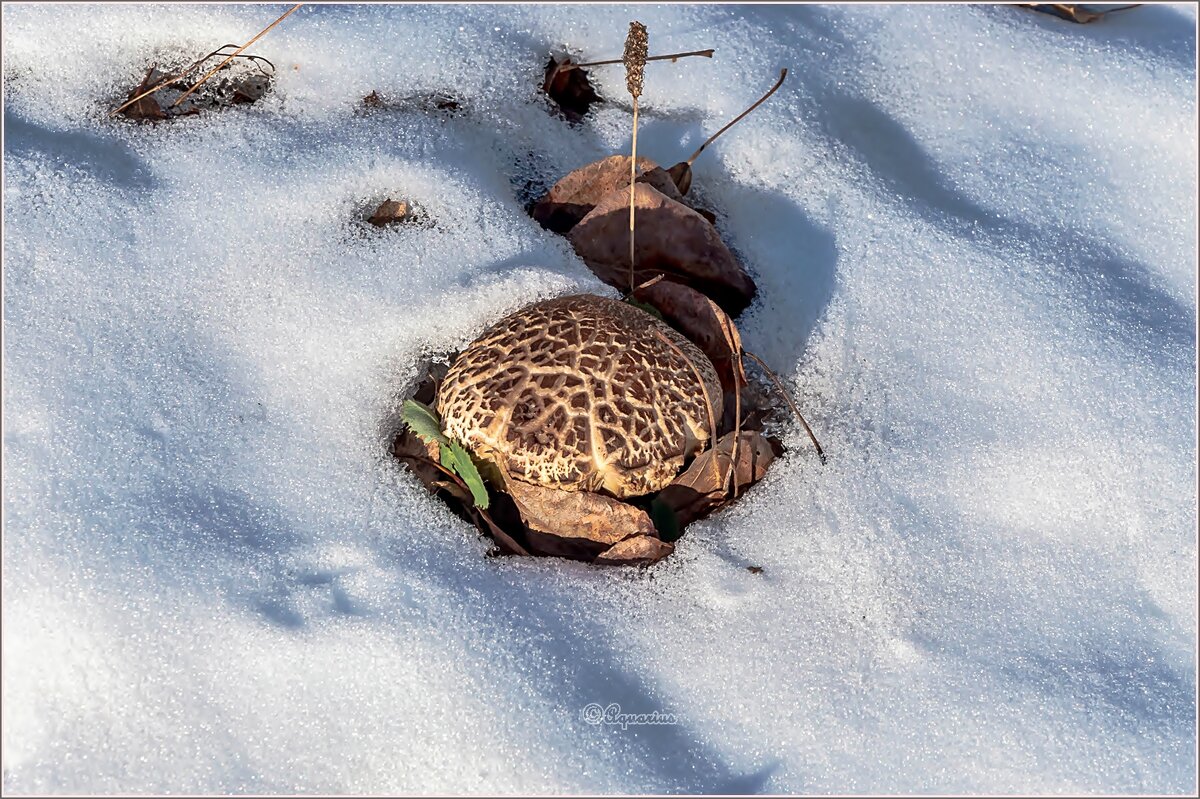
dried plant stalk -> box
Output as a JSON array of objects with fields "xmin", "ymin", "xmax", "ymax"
[
  {"xmin": 568, "ymin": 48, "xmax": 714, "ymax": 70},
  {"xmin": 171, "ymin": 3, "xmax": 302, "ymax": 108},
  {"xmin": 623, "ymin": 21, "xmax": 648, "ymax": 293},
  {"xmin": 742, "ymin": 349, "xmax": 826, "ymax": 463},
  {"xmin": 687, "ymin": 68, "xmax": 787, "ymax": 167}
]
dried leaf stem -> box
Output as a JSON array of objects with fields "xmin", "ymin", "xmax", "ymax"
[
  {"xmin": 171, "ymin": 3, "xmax": 301, "ymax": 108},
  {"xmin": 111, "ymin": 46, "xmax": 276, "ymax": 117},
  {"xmin": 684, "ymin": 68, "xmax": 787, "ymax": 167},
  {"xmin": 568, "ymin": 48, "xmax": 714, "ymax": 70},
  {"xmin": 624, "ymin": 21, "xmax": 648, "ymax": 294},
  {"xmin": 742, "ymin": 349, "xmax": 826, "ymax": 463}
]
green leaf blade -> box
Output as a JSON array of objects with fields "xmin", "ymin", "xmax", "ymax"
[
  {"xmin": 445, "ymin": 440, "xmax": 490, "ymax": 510},
  {"xmin": 401, "ymin": 398, "xmax": 448, "ymax": 446}
]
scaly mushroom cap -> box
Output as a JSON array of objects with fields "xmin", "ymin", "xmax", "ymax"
[{"xmin": 436, "ymin": 294, "xmax": 724, "ymax": 498}]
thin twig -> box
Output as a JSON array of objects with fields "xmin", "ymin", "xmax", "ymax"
[
  {"xmin": 629, "ymin": 96, "xmax": 639, "ymax": 293},
  {"xmin": 567, "ymin": 48, "xmax": 714, "ymax": 70},
  {"xmin": 685, "ymin": 68, "xmax": 787, "ymax": 167},
  {"xmin": 725, "ymin": 379, "xmax": 743, "ymax": 498},
  {"xmin": 626, "ymin": 273, "xmax": 666, "ymax": 299},
  {"xmin": 171, "ymin": 3, "xmax": 301, "ymax": 108},
  {"xmin": 112, "ymin": 46, "xmax": 229, "ymax": 117},
  {"xmin": 743, "ymin": 349, "xmax": 825, "ymax": 463},
  {"xmin": 111, "ymin": 46, "xmax": 274, "ymax": 117}
]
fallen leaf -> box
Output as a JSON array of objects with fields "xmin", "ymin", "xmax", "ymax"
[
  {"xmin": 362, "ymin": 90, "xmax": 384, "ymax": 107},
  {"xmin": 227, "ymin": 74, "xmax": 271, "ymax": 104},
  {"xmin": 666, "ymin": 161, "xmax": 692, "ymax": 196},
  {"xmin": 505, "ymin": 478, "xmax": 655, "ymax": 559},
  {"xmin": 569, "ymin": 182, "xmax": 757, "ymax": 315},
  {"xmin": 543, "ymin": 55, "xmax": 603, "ymax": 122},
  {"xmin": 1019, "ymin": 3, "xmax": 1139, "ymax": 23},
  {"xmin": 656, "ymin": 430, "xmax": 776, "ymax": 525},
  {"xmin": 531, "ymin": 154, "xmax": 684, "ymax": 234},
  {"xmin": 595, "ymin": 535, "xmax": 674, "ymax": 566},
  {"xmin": 391, "ymin": 428, "xmax": 449, "ymax": 494},
  {"xmin": 121, "ymin": 66, "xmax": 167, "ymax": 122},
  {"xmin": 368, "ymin": 198, "xmax": 411, "ymax": 227},
  {"xmin": 747, "ymin": 565, "xmax": 763, "ymax": 574}
]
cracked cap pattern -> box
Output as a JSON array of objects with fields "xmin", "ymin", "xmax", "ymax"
[{"xmin": 436, "ymin": 294, "xmax": 724, "ymax": 498}]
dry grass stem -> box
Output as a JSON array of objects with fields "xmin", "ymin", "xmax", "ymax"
[
  {"xmin": 743, "ymin": 349, "xmax": 826, "ymax": 463},
  {"xmin": 685, "ymin": 68, "xmax": 787, "ymax": 167},
  {"xmin": 624, "ymin": 21, "xmax": 648, "ymax": 293},
  {"xmin": 112, "ymin": 46, "xmax": 276, "ymax": 117},
  {"xmin": 171, "ymin": 3, "xmax": 302, "ymax": 108},
  {"xmin": 569, "ymin": 48, "xmax": 714, "ymax": 70}
]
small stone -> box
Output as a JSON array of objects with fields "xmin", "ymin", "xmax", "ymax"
[{"xmin": 367, "ymin": 198, "xmax": 410, "ymax": 227}]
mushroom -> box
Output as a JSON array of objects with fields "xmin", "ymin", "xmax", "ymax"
[{"xmin": 436, "ymin": 294, "xmax": 723, "ymax": 499}]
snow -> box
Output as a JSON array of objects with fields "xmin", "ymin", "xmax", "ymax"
[{"xmin": 2, "ymin": 2, "xmax": 1196, "ymax": 794}]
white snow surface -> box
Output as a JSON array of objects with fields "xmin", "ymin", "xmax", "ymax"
[{"xmin": 2, "ymin": 2, "xmax": 1196, "ymax": 794}]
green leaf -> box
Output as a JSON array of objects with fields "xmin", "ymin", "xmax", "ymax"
[
  {"xmin": 402, "ymin": 398, "xmax": 489, "ymax": 509},
  {"xmin": 442, "ymin": 440, "xmax": 490, "ymax": 510},
  {"xmin": 401, "ymin": 398, "xmax": 448, "ymax": 446}
]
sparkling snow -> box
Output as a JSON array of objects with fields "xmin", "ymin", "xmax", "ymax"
[{"xmin": 3, "ymin": 2, "xmax": 1196, "ymax": 794}]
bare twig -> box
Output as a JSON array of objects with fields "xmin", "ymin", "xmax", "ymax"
[
  {"xmin": 111, "ymin": 46, "xmax": 275, "ymax": 117},
  {"xmin": 684, "ymin": 68, "xmax": 787, "ymax": 167},
  {"xmin": 743, "ymin": 349, "xmax": 825, "ymax": 463},
  {"xmin": 627, "ymin": 273, "xmax": 666, "ymax": 299},
  {"xmin": 171, "ymin": 3, "xmax": 301, "ymax": 108},
  {"xmin": 567, "ymin": 48, "xmax": 714, "ymax": 70}
]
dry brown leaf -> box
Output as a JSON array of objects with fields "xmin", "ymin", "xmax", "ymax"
[
  {"xmin": 656, "ymin": 430, "xmax": 776, "ymax": 525},
  {"xmin": 595, "ymin": 534, "xmax": 674, "ymax": 566},
  {"xmin": 1019, "ymin": 3, "xmax": 1139, "ymax": 23},
  {"xmin": 531, "ymin": 154, "xmax": 683, "ymax": 234},
  {"xmin": 505, "ymin": 479, "xmax": 655, "ymax": 560},
  {"xmin": 121, "ymin": 67, "xmax": 168, "ymax": 122},
  {"xmin": 543, "ymin": 55, "xmax": 603, "ymax": 122},
  {"xmin": 391, "ymin": 429, "xmax": 455, "ymax": 493},
  {"xmin": 368, "ymin": 198, "xmax": 411, "ymax": 227},
  {"xmin": 570, "ymin": 182, "xmax": 757, "ymax": 315}
]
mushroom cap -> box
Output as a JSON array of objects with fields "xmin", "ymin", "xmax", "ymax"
[{"xmin": 436, "ymin": 294, "xmax": 724, "ymax": 498}]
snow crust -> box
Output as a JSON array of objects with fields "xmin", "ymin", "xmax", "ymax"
[{"xmin": 3, "ymin": 2, "xmax": 1196, "ymax": 793}]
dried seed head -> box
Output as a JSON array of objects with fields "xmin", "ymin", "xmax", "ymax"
[{"xmin": 623, "ymin": 21, "xmax": 648, "ymax": 98}]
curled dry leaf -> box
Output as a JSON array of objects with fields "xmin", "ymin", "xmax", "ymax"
[
  {"xmin": 505, "ymin": 478, "xmax": 657, "ymax": 560},
  {"xmin": 570, "ymin": 182, "xmax": 757, "ymax": 315},
  {"xmin": 1019, "ymin": 3, "xmax": 1139, "ymax": 24},
  {"xmin": 122, "ymin": 66, "xmax": 168, "ymax": 121},
  {"xmin": 392, "ymin": 427, "xmax": 467, "ymax": 501},
  {"xmin": 543, "ymin": 55, "xmax": 603, "ymax": 122},
  {"xmin": 532, "ymin": 154, "xmax": 683, "ymax": 234},
  {"xmin": 656, "ymin": 430, "xmax": 777, "ymax": 525},
  {"xmin": 595, "ymin": 534, "xmax": 674, "ymax": 566}
]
